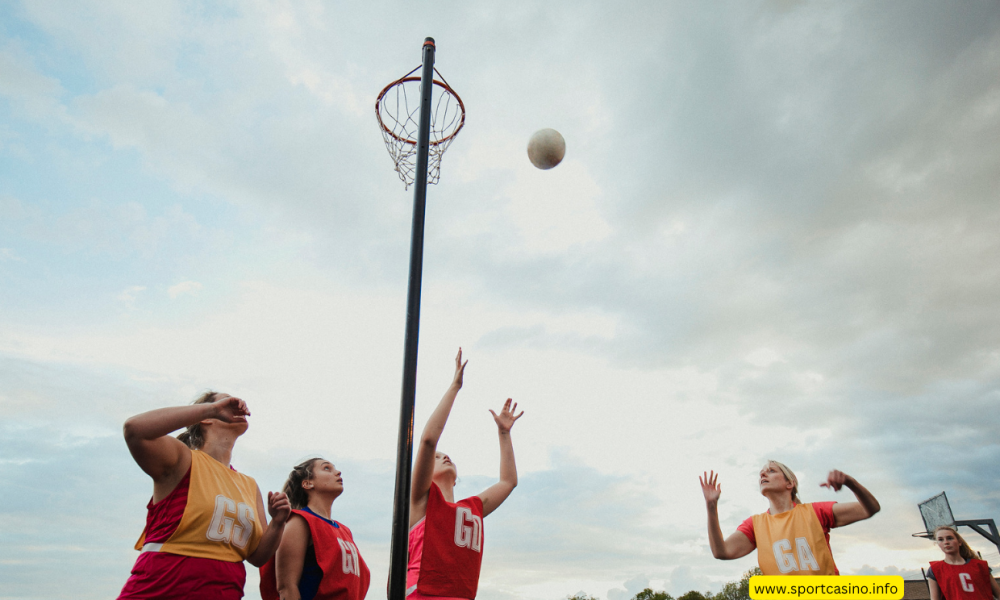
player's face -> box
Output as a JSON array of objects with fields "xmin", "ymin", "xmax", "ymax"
[
  {"xmin": 936, "ymin": 530, "xmax": 959, "ymax": 554},
  {"xmin": 759, "ymin": 464, "xmax": 792, "ymax": 495},
  {"xmin": 308, "ymin": 460, "xmax": 344, "ymax": 496},
  {"xmin": 434, "ymin": 452, "xmax": 458, "ymax": 480}
]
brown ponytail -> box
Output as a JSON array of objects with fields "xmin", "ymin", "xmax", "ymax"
[
  {"xmin": 176, "ymin": 391, "xmax": 218, "ymax": 449},
  {"xmin": 283, "ymin": 458, "xmax": 322, "ymax": 510}
]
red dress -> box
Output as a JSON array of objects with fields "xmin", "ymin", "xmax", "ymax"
[
  {"xmin": 259, "ymin": 509, "xmax": 370, "ymax": 600},
  {"xmin": 929, "ymin": 559, "xmax": 994, "ymax": 600},
  {"xmin": 406, "ymin": 483, "xmax": 484, "ymax": 599}
]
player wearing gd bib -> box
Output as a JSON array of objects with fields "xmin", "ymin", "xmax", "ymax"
[
  {"xmin": 407, "ymin": 349, "xmax": 524, "ymax": 600},
  {"xmin": 927, "ymin": 525, "xmax": 1000, "ymax": 600},
  {"xmin": 117, "ymin": 392, "xmax": 291, "ymax": 599},
  {"xmin": 699, "ymin": 461, "xmax": 880, "ymax": 575}
]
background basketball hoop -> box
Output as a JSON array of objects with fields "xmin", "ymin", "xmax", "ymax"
[{"xmin": 375, "ymin": 68, "xmax": 465, "ymax": 189}]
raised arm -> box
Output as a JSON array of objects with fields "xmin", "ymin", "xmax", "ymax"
[
  {"xmin": 410, "ymin": 349, "xmax": 467, "ymax": 520},
  {"xmin": 700, "ymin": 471, "xmax": 755, "ymax": 560},
  {"xmin": 822, "ymin": 470, "xmax": 880, "ymax": 527},
  {"xmin": 122, "ymin": 394, "xmax": 249, "ymax": 498},
  {"xmin": 478, "ymin": 398, "xmax": 523, "ymax": 517},
  {"xmin": 246, "ymin": 488, "xmax": 291, "ymax": 568}
]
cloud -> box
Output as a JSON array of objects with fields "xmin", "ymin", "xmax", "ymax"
[
  {"xmin": 117, "ymin": 285, "xmax": 146, "ymax": 307},
  {"xmin": 2, "ymin": 2, "xmax": 1000, "ymax": 599},
  {"xmin": 0, "ymin": 247, "xmax": 25, "ymax": 262},
  {"xmin": 167, "ymin": 280, "xmax": 202, "ymax": 298},
  {"xmin": 608, "ymin": 575, "xmax": 651, "ymax": 600}
]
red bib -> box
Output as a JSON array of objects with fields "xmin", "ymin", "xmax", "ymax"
[
  {"xmin": 414, "ymin": 483, "xmax": 484, "ymax": 598},
  {"xmin": 260, "ymin": 509, "xmax": 370, "ymax": 600},
  {"xmin": 930, "ymin": 559, "xmax": 993, "ymax": 600}
]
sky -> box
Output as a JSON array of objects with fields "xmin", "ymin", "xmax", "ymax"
[{"xmin": 1, "ymin": 1, "xmax": 999, "ymax": 599}]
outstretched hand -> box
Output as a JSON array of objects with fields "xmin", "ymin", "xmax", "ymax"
[
  {"xmin": 820, "ymin": 469, "xmax": 850, "ymax": 491},
  {"xmin": 212, "ymin": 394, "xmax": 250, "ymax": 423},
  {"xmin": 489, "ymin": 398, "xmax": 523, "ymax": 434},
  {"xmin": 267, "ymin": 491, "xmax": 291, "ymax": 526},
  {"xmin": 700, "ymin": 470, "xmax": 722, "ymax": 505},
  {"xmin": 452, "ymin": 348, "xmax": 468, "ymax": 390}
]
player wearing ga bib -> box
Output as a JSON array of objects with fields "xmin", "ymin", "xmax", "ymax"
[
  {"xmin": 260, "ymin": 508, "xmax": 370, "ymax": 600},
  {"xmin": 737, "ymin": 502, "xmax": 838, "ymax": 575},
  {"xmin": 700, "ymin": 462, "xmax": 880, "ymax": 575},
  {"xmin": 407, "ymin": 482, "xmax": 485, "ymax": 599},
  {"xmin": 119, "ymin": 449, "xmax": 265, "ymax": 599},
  {"xmin": 928, "ymin": 559, "xmax": 995, "ymax": 600}
]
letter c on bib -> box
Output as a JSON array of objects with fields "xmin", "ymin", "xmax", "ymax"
[{"xmin": 960, "ymin": 573, "xmax": 975, "ymax": 593}]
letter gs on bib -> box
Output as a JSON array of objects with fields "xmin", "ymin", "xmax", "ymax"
[{"xmin": 206, "ymin": 494, "xmax": 255, "ymax": 549}]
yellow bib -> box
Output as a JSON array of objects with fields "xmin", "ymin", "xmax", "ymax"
[
  {"xmin": 135, "ymin": 449, "xmax": 264, "ymax": 562},
  {"xmin": 752, "ymin": 503, "xmax": 838, "ymax": 575}
]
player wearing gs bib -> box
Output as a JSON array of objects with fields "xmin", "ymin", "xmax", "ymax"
[
  {"xmin": 927, "ymin": 525, "xmax": 1000, "ymax": 600},
  {"xmin": 407, "ymin": 349, "xmax": 524, "ymax": 600},
  {"xmin": 260, "ymin": 458, "xmax": 370, "ymax": 600},
  {"xmin": 699, "ymin": 461, "xmax": 880, "ymax": 575},
  {"xmin": 117, "ymin": 392, "xmax": 291, "ymax": 600}
]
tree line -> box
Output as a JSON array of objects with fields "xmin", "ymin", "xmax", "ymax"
[{"xmin": 568, "ymin": 567, "xmax": 763, "ymax": 600}]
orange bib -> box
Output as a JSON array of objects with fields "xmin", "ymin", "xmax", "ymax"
[
  {"xmin": 135, "ymin": 449, "xmax": 264, "ymax": 562},
  {"xmin": 752, "ymin": 504, "xmax": 838, "ymax": 575}
]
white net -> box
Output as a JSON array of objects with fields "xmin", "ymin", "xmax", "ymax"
[{"xmin": 376, "ymin": 68, "xmax": 465, "ymax": 189}]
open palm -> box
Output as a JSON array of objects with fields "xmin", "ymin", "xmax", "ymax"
[{"xmin": 489, "ymin": 398, "xmax": 523, "ymax": 433}]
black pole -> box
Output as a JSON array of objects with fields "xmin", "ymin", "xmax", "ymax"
[{"xmin": 388, "ymin": 36, "xmax": 436, "ymax": 600}]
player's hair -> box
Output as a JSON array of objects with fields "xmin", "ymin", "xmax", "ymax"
[
  {"xmin": 283, "ymin": 458, "xmax": 323, "ymax": 510},
  {"xmin": 934, "ymin": 525, "xmax": 979, "ymax": 561},
  {"xmin": 176, "ymin": 391, "xmax": 219, "ymax": 449},
  {"xmin": 763, "ymin": 460, "xmax": 802, "ymax": 504}
]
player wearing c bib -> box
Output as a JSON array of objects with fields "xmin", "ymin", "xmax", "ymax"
[
  {"xmin": 699, "ymin": 461, "xmax": 880, "ymax": 575},
  {"xmin": 260, "ymin": 458, "xmax": 370, "ymax": 600},
  {"xmin": 117, "ymin": 392, "xmax": 291, "ymax": 600},
  {"xmin": 927, "ymin": 525, "xmax": 1000, "ymax": 600},
  {"xmin": 407, "ymin": 349, "xmax": 524, "ymax": 600}
]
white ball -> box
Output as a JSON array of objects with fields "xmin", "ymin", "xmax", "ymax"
[{"xmin": 527, "ymin": 128, "xmax": 566, "ymax": 170}]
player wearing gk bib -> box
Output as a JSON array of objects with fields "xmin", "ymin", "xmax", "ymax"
[
  {"xmin": 927, "ymin": 525, "xmax": 1000, "ymax": 600},
  {"xmin": 260, "ymin": 458, "xmax": 370, "ymax": 600},
  {"xmin": 407, "ymin": 349, "xmax": 524, "ymax": 600},
  {"xmin": 699, "ymin": 461, "xmax": 880, "ymax": 575},
  {"xmin": 117, "ymin": 392, "xmax": 291, "ymax": 600}
]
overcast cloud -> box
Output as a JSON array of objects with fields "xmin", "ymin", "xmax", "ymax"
[{"xmin": 1, "ymin": 1, "xmax": 999, "ymax": 599}]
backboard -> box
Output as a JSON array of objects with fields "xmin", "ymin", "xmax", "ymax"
[{"xmin": 919, "ymin": 492, "xmax": 956, "ymax": 535}]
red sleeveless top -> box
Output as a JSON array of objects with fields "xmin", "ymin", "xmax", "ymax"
[
  {"xmin": 407, "ymin": 483, "xmax": 484, "ymax": 599},
  {"xmin": 260, "ymin": 509, "xmax": 370, "ymax": 600},
  {"xmin": 930, "ymin": 559, "xmax": 993, "ymax": 600}
]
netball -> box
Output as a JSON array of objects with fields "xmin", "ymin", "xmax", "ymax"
[{"xmin": 527, "ymin": 128, "xmax": 566, "ymax": 170}]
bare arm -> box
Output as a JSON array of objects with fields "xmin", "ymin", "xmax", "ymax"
[
  {"xmin": 246, "ymin": 488, "xmax": 292, "ymax": 568},
  {"xmin": 928, "ymin": 578, "xmax": 941, "ymax": 600},
  {"xmin": 122, "ymin": 395, "xmax": 250, "ymax": 501},
  {"xmin": 410, "ymin": 349, "xmax": 467, "ymax": 525},
  {"xmin": 700, "ymin": 471, "xmax": 756, "ymax": 560},
  {"xmin": 274, "ymin": 514, "xmax": 309, "ymax": 600},
  {"xmin": 989, "ymin": 572, "xmax": 1000, "ymax": 600},
  {"xmin": 822, "ymin": 470, "xmax": 880, "ymax": 527},
  {"xmin": 478, "ymin": 399, "xmax": 523, "ymax": 517}
]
